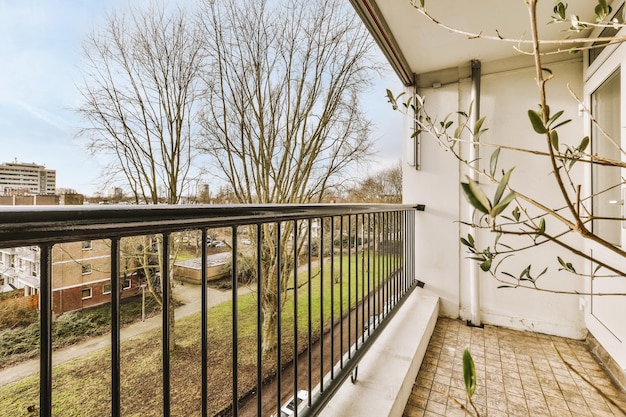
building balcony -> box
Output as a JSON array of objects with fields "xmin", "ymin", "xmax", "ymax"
[{"xmin": 0, "ymin": 204, "xmax": 623, "ymax": 417}]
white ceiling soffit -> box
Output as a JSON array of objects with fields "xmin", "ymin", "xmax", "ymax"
[{"xmin": 352, "ymin": 0, "xmax": 604, "ymax": 86}]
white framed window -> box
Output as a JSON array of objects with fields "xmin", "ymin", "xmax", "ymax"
[
  {"xmin": 82, "ymin": 264, "xmax": 93, "ymax": 275},
  {"xmin": 103, "ymin": 283, "xmax": 111, "ymax": 294},
  {"xmin": 82, "ymin": 241, "xmax": 93, "ymax": 250},
  {"xmin": 81, "ymin": 288, "xmax": 92, "ymax": 299},
  {"xmin": 122, "ymin": 279, "xmax": 131, "ymax": 290}
]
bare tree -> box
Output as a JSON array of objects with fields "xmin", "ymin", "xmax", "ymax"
[
  {"xmin": 347, "ymin": 162, "xmax": 402, "ymax": 203},
  {"xmin": 196, "ymin": 0, "xmax": 380, "ymax": 354},
  {"xmin": 77, "ymin": 4, "xmax": 205, "ymax": 204},
  {"xmin": 76, "ymin": 4, "xmax": 206, "ymax": 350}
]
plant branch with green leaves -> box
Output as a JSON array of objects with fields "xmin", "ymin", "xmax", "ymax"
[{"xmin": 389, "ymin": 0, "xmax": 626, "ymax": 294}]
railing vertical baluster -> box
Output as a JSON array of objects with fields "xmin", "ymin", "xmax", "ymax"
[
  {"xmin": 319, "ymin": 217, "xmax": 324, "ymax": 393},
  {"xmin": 162, "ymin": 233, "xmax": 171, "ymax": 417},
  {"xmin": 374, "ymin": 213, "xmax": 379, "ymax": 318},
  {"xmin": 360, "ymin": 214, "xmax": 365, "ymax": 339},
  {"xmin": 256, "ymin": 224, "xmax": 263, "ymax": 416},
  {"xmin": 39, "ymin": 243, "xmax": 53, "ymax": 417},
  {"xmin": 111, "ymin": 238, "xmax": 121, "ymax": 417},
  {"xmin": 347, "ymin": 214, "xmax": 352, "ymax": 357},
  {"xmin": 232, "ymin": 226, "xmax": 239, "ymax": 417},
  {"xmin": 276, "ymin": 222, "xmax": 282, "ymax": 417},
  {"xmin": 384, "ymin": 212, "xmax": 389, "ymax": 308},
  {"xmin": 293, "ymin": 221, "xmax": 298, "ymax": 416},
  {"xmin": 307, "ymin": 219, "xmax": 312, "ymax": 400},
  {"xmin": 366, "ymin": 214, "xmax": 371, "ymax": 336},
  {"xmin": 354, "ymin": 215, "xmax": 359, "ymax": 350},
  {"xmin": 330, "ymin": 216, "xmax": 335, "ymax": 379},
  {"xmin": 394, "ymin": 212, "xmax": 398, "ymax": 300},
  {"xmin": 201, "ymin": 230, "xmax": 208, "ymax": 417},
  {"xmin": 339, "ymin": 216, "xmax": 344, "ymax": 367}
]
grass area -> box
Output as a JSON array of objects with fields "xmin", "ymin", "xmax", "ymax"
[{"xmin": 0, "ymin": 253, "xmax": 402, "ymax": 416}]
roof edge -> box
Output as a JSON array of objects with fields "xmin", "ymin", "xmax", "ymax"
[{"xmin": 349, "ymin": 0, "xmax": 414, "ymax": 86}]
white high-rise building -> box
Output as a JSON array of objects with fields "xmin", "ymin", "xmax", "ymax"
[{"xmin": 0, "ymin": 161, "xmax": 56, "ymax": 195}]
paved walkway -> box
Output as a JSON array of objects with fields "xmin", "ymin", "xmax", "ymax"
[
  {"xmin": 0, "ymin": 282, "xmax": 250, "ymax": 386},
  {"xmin": 403, "ymin": 318, "xmax": 626, "ymax": 417}
]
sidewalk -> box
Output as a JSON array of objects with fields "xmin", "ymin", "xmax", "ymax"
[{"xmin": 0, "ymin": 282, "xmax": 251, "ymax": 387}]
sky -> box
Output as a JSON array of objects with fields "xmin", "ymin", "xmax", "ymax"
[{"xmin": 0, "ymin": 0, "xmax": 403, "ymax": 197}]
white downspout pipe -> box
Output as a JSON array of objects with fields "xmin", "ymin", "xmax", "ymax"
[{"xmin": 468, "ymin": 60, "xmax": 482, "ymax": 326}]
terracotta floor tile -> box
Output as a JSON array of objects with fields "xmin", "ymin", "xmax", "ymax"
[{"xmin": 403, "ymin": 318, "xmax": 626, "ymax": 417}]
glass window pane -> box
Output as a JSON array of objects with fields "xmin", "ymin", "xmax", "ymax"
[{"xmin": 591, "ymin": 68, "xmax": 621, "ymax": 247}]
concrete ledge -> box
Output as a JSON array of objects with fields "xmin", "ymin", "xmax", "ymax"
[{"xmin": 318, "ymin": 289, "xmax": 439, "ymax": 417}]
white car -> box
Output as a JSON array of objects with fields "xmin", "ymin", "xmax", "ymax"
[{"xmin": 272, "ymin": 390, "xmax": 308, "ymax": 417}]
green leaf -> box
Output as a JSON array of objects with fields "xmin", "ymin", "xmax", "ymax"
[
  {"xmin": 460, "ymin": 237, "xmax": 473, "ymax": 248},
  {"xmin": 489, "ymin": 148, "xmax": 500, "ymax": 177},
  {"xmin": 468, "ymin": 178, "xmax": 491, "ymax": 211},
  {"xmin": 463, "ymin": 349, "xmax": 477, "ymax": 399},
  {"xmin": 473, "ymin": 116, "xmax": 486, "ymax": 136},
  {"xmin": 461, "ymin": 181, "xmax": 490, "ymax": 214},
  {"xmin": 553, "ymin": 2, "xmax": 567, "ymax": 20},
  {"xmin": 595, "ymin": 0, "xmax": 612, "ymax": 21},
  {"xmin": 551, "ymin": 119, "xmax": 571, "ymax": 130},
  {"xmin": 494, "ymin": 168, "xmax": 514, "ymax": 205},
  {"xmin": 512, "ymin": 206, "xmax": 520, "ymax": 222},
  {"xmin": 454, "ymin": 125, "xmax": 464, "ymax": 138},
  {"xmin": 480, "ymin": 258, "xmax": 492, "ymax": 271},
  {"xmin": 578, "ymin": 136, "xmax": 590, "ymax": 152},
  {"xmin": 539, "ymin": 218, "xmax": 546, "ymax": 233},
  {"xmin": 547, "ymin": 110, "xmax": 564, "ymax": 127},
  {"xmin": 528, "ymin": 110, "xmax": 547, "ymax": 134},
  {"xmin": 386, "ymin": 89, "xmax": 397, "ymax": 110},
  {"xmin": 520, "ymin": 265, "xmax": 532, "ymax": 280},
  {"xmin": 550, "ymin": 130, "xmax": 559, "ymax": 151},
  {"xmin": 491, "ymin": 192, "xmax": 516, "ymax": 217}
]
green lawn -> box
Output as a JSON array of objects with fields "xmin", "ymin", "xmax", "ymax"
[{"xmin": 0, "ymin": 253, "xmax": 402, "ymax": 417}]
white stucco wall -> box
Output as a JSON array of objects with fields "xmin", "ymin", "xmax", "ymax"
[{"xmin": 403, "ymin": 57, "xmax": 588, "ymax": 339}]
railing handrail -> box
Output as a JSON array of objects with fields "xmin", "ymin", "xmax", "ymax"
[{"xmin": 0, "ymin": 203, "xmax": 415, "ymax": 248}]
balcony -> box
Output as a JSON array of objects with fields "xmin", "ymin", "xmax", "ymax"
[
  {"xmin": 1, "ymin": 204, "xmax": 624, "ymax": 417},
  {"xmin": 0, "ymin": 204, "xmax": 432, "ymax": 417}
]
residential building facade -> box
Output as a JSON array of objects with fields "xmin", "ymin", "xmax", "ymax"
[
  {"xmin": 0, "ymin": 240, "xmax": 142, "ymax": 314},
  {"xmin": 0, "ymin": 161, "xmax": 56, "ymax": 196}
]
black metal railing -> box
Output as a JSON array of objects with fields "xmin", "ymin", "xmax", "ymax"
[{"xmin": 0, "ymin": 204, "xmax": 418, "ymax": 417}]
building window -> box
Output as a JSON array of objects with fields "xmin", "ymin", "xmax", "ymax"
[
  {"xmin": 82, "ymin": 264, "xmax": 93, "ymax": 275},
  {"xmin": 82, "ymin": 241, "xmax": 92, "ymax": 250},
  {"xmin": 122, "ymin": 279, "xmax": 131, "ymax": 290},
  {"xmin": 103, "ymin": 283, "xmax": 111, "ymax": 294},
  {"xmin": 81, "ymin": 288, "xmax": 92, "ymax": 299}
]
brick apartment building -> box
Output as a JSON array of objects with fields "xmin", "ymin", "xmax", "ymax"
[
  {"xmin": 0, "ymin": 240, "xmax": 144, "ymax": 315},
  {"xmin": 0, "ymin": 166, "xmax": 143, "ymax": 314}
]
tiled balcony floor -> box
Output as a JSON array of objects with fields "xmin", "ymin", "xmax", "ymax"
[{"xmin": 403, "ymin": 318, "xmax": 626, "ymax": 417}]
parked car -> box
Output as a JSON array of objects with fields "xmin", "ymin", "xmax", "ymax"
[
  {"xmin": 212, "ymin": 240, "xmax": 228, "ymax": 248},
  {"xmin": 272, "ymin": 390, "xmax": 308, "ymax": 417}
]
